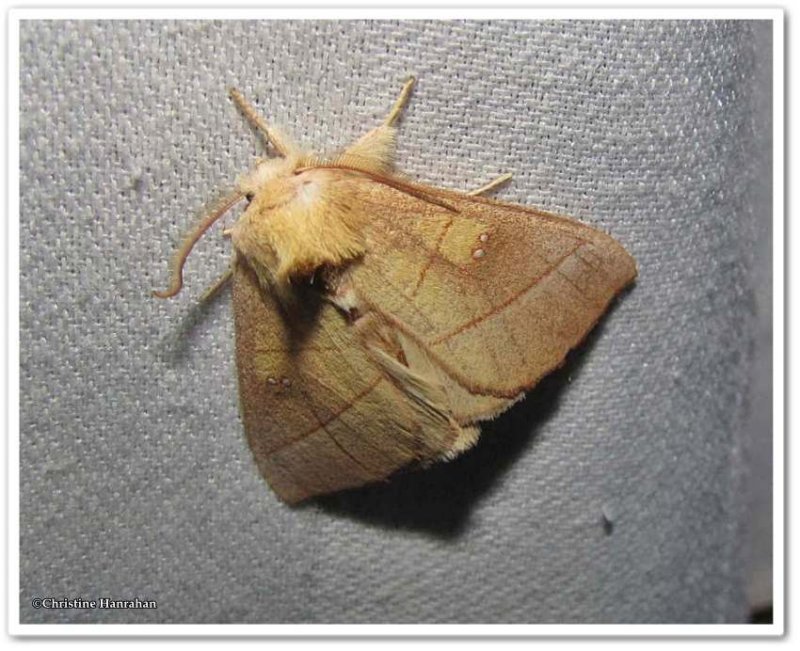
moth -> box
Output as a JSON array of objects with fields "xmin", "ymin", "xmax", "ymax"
[{"xmin": 155, "ymin": 78, "xmax": 637, "ymax": 504}]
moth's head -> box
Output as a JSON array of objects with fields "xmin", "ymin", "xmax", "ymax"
[
  {"xmin": 236, "ymin": 156, "xmax": 301, "ymax": 199},
  {"xmin": 229, "ymin": 154, "xmax": 366, "ymax": 287}
]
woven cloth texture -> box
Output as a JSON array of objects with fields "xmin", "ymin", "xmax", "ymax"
[{"xmin": 19, "ymin": 20, "xmax": 772, "ymax": 623}]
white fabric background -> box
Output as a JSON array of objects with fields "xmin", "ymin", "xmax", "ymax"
[{"xmin": 19, "ymin": 20, "xmax": 772, "ymax": 623}]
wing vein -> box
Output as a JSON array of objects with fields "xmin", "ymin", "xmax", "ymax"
[
  {"xmin": 265, "ymin": 377, "xmax": 383, "ymax": 456},
  {"xmin": 430, "ymin": 242, "xmax": 585, "ymax": 345},
  {"xmin": 409, "ymin": 215, "xmax": 454, "ymax": 297}
]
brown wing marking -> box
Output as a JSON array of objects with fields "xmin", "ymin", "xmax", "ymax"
[
  {"xmin": 554, "ymin": 266, "xmax": 605, "ymax": 310},
  {"xmin": 286, "ymin": 377, "xmax": 389, "ymax": 479},
  {"xmin": 425, "ymin": 240, "xmax": 631, "ymax": 398},
  {"xmin": 430, "ymin": 241, "xmax": 584, "ymax": 346},
  {"xmin": 401, "ymin": 211, "xmax": 527, "ymax": 387},
  {"xmin": 262, "ymin": 376, "xmax": 383, "ymax": 456},
  {"xmin": 409, "ymin": 215, "xmax": 454, "ymax": 297}
]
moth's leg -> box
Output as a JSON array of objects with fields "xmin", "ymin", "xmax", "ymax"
[
  {"xmin": 200, "ymin": 254, "xmax": 237, "ymax": 302},
  {"xmin": 200, "ymin": 267, "xmax": 233, "ymax": 302},
  {"xmin": 229, "ymin": 88, "xmax": 294, "ymax": 158},
  {"xmin": 340, "ymin": 77, "xmax": 416, "ymax": 174},
  {"xmin": 469, "ymin": 173, "xmax": 513, "ymax": 196}
]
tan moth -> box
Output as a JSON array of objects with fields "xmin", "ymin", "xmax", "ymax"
[{"xmin": 155, "ymin": 78, "xmax": 637, "ymax": 504}]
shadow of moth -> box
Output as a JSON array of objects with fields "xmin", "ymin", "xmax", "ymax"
[{"xmin": 154, "ymin": 77, "xmax": 637, "ymax": 504}]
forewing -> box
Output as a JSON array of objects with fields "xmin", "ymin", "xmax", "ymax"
[
  {"xmin": 348, "ymin": 180, "xmax": 637, "ymax": 409},
  {"xmin": 232, "ymin": 261, "xmax": 461, "ymax": 503}
]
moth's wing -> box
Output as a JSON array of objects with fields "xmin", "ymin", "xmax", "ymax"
[
  {"xmin": 348, "ymin": 180, "xmax": 637, "ymax": 421},
  {"xmin": 388, "ymin": 326, "xmax": 517, "ymax": 426},
  {"xmin": 232, "ymin": 261, "xmax": 464, "ymax": 503}
]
